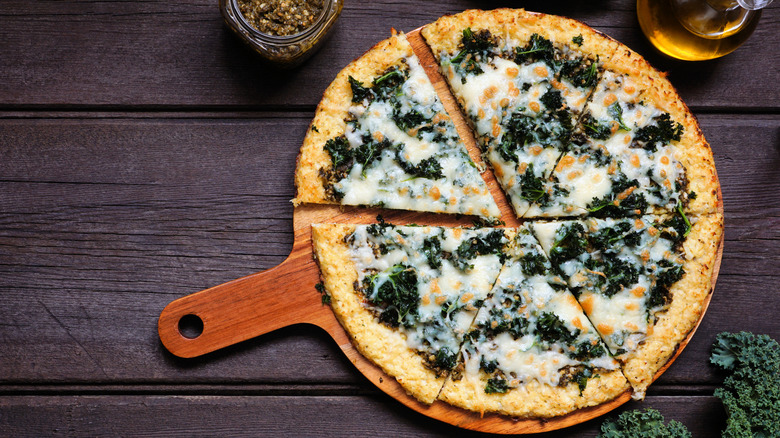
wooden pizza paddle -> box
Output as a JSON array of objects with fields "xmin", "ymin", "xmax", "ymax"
[{"xmin": 157, "ymin": 28, "xmax": 723, "ymax": 434}]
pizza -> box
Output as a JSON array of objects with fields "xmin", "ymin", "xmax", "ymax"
[
  {"xmin": 293, "ymin": 31, "xmax": 501, "ymax": 219},
  {"xmin": 298, "ymin": 8, "xmax": 723, "ymax": 420}
]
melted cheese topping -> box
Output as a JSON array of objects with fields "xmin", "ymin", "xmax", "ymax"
[
  {"xmin": 333, "ymin": 54, "xmax": 500, "ymax": 218},
  {"xmin": 461, "ymin": 228, "xmax": 618, "ymax": 390},
  {"xmin": 531, "ymin": 217, "xmax": 686, "ymax": 357},
  {"xmin": 347, "ymin": 225, "xmax": 507, "ymax": 368}
]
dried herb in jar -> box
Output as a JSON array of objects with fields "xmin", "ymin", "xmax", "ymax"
[{"xmin": 237, "ymin": 0, "xmax": 325, "ymax": 36}]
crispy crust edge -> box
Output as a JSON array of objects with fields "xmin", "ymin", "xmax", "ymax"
[
  {"xmin": 311, "ymin": 223, "xmax": 445, "ymax": 404},
  {"xmin": 292, "ymin": 32, "xmax": 412, "ymax": 206},
  {"xmin": 439, "ymin": 369, "xmax": 628, "ymax": 418},
  {"xmin": 421, "ymin": 8, "xmax": 619, "ymax": 60},
  {"xmin": 604, "ymin": 47, "xmax": 721, "ymax": 216},
  {"xmin": 620, "ymin": 212, "xmax": 724, "ymax": 394}
]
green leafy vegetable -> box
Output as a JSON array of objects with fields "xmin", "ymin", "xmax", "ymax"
[
  {"xmin": 537, "ymin": 312, "xmax": 579, "ymax": 345},
  {"xmin": 710, "ymin": 332, "xmax": 780, "ymax": 438},
  {"xmin": 364, "ymin": 264, "xmax": 419, "ymax": 328},
  {"xmin": 581, "ymin": 114, "xmax": 613, "ymax": 140},
  {"xmin": 395, "ymin": 151, "xmax": 444, "ymax": 180},
  {"xmin": 421, "ymin": 236, "xmax": 442, "ymax": 269},
  {"xmin": 608, "ymin": 102, "xmax": 631, "ymax": 131},
  {"xmin": 559, "ymin": 56, "xmax": 599, "ymax": 88},
  {"xmin": 485, "ymin": 377, "xmax": 510, "ymax": 394},
  {"xmin": 518, "ymin": 164, "xmax": 546, "ymax": 203},
  {"xmin": 572, "ymin": 34, "xmax": 584, "ymax": 46},
  {"xmin": 518, "ymin": 251, "xmax": 548, "ymax": 277},
  {"xmin": 324, "ymin": 136, "xmax": 351, "ymax": 169},
  {"xmin": 587, "ymin": 174, "xmax": 648, "ymax": 217},
  {"xmin": 540, "ymin": 89, "xmax": 564, "ymax": 111},
  {"xmin": 633, "ymin": 113, "xmax": 683, "ymax": 152},
  {"xmin": 451, "ymin": 27, "xmax": 497, "ymax": 77},
  {"xmin": 598, "ymin": 408, "xmax": 691, "ymax": 438},
  {"xmin": 453, "ymin": 230, "xmax": 506, "ymax": 270},
  {"xmin": 514, "ymin": 33, "xmax": 555, "ymax": 67},
  {"xmin": 433, "ymin": 347, "xmax": 458, "ymax": 371},
  {"xmin": 548, "ymin": 222, "xmax": 588, "ymax": 268},
  {"xmin": 348, "ymin": 76, "xmax": 372, "ymax": 103}
]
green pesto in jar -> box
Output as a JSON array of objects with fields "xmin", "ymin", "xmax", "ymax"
[{"xmin": 237, "ymin": 0, "xmax": 324, "ymax": 36}]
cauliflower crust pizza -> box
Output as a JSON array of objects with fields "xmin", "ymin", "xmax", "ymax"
[{"xmin": 298, "ymin": 9, "xmax": 723, "ymax": 420}]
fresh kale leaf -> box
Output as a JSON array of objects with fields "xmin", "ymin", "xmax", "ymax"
[
  {"xmin": 710, "ymin": 332, "xmax": 780, "ymax": 438},
  {"xmin": 608, "ymin": 102, "xmax": 631, "ymax": 131},
  {"xmin": 324, "ymin": 136, "xmax": 352, "ymax": 169},
  {"xmin": 598, "ymin": 408, "xmax": 691, "ymax": 438},
  {"xmin": 548, "ymin": 222, "xmax": 588, "ymax": 268}
]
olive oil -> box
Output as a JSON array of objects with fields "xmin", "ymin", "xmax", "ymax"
[{"xmin": 637, "ymin": 0, "xmax": 762, "ymax": 61}]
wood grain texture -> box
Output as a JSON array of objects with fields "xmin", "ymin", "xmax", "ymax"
[
  {"xmin": 1, "ymin": 0, "xmax": 779, "ymax": 432},
  {"xmin": 0, "ymin": 395, "xmax": 729, "ymax": 438},
  {"xmin": 0, "ymin": 1, "xmax": 777, "ymax": 109}
]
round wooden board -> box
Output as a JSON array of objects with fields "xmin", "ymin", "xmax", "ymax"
[{"xmin": 158, "ymin": 24, "xmax": 724, "ymax": 434}]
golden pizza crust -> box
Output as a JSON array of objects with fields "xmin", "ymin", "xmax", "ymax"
[
  {"xmin": 604, "ymin": 48, "xmax": 721, "ymax": 216},
  {"xmin": 293, "ymin": 32, "xmax": 411, "ymax": 206},
  {"xmin": 421, "ymin": 8, "xmax": 619, "ymax": 62},
  {"xmin": 311, "ymin": 223, "xmax": 446, "ymax": 404},
  {"xmin": 620, "ymin": 212, "xmax": 723, "ymax": 396},
  {"xmin": 439, "ymin": 369, "xmax": 628, "ymax": 418}
]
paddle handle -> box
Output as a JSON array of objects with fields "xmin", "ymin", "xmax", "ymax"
[{"xmin": 158, "ymin": 254, "xmax": 330, "ymax": 358}]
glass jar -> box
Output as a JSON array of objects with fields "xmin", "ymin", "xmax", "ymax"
[{"xmin": 220, "ymin": 0, "xmax": 343, "ymax": 68}]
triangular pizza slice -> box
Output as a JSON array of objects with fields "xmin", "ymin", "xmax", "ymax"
[
  {"xmin": 294, "ymin": 31, "xmax": 500, "ymax": 219},
  {"xmin": 438, "ymin": 225, "xmax": 628, "ymax": 417},
  {"xmin": 531, "ymin": 212, "xmax": 722, "ymax": 397},
  {"xmin": 311, "ymin": 222, "xmax": 510, "ymax": 403},
  {"xmin": 421, "ymin": 9, "xmax": 620, "ymax": 218}
]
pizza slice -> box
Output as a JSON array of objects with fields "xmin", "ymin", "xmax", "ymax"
[
  {"xmin": 311, "ymin": 222, "xmax": 510, "ymax": 403},
  {"xmin": 543, "ymin": 45, "xmax": 720, "ymax": 217},
  {"xmin": 531, "ymin": 212, "xmax": 723, "ymax": 397},
  {"xmin": 294, "ymin": 31, "xmax": 500, "ymax": 219},
  {"xmin": 421, "ymin": 9, "xmax": 620, "ymax": 218},
  {"xmin": 438, "ymin": 226, "xmax": 628, "ymax": 417}
]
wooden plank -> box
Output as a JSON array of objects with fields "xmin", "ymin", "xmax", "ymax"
[
  {"xmin": 0, "ymin": 1, "xmax": 777, "ymax": 109},
  {"xmin": 0, "ymin": 395, "xmax": 727, "ymax": 437},
  {"xmin": 0, "ymin": 114, "xmax": 778, "ymax": 386}
]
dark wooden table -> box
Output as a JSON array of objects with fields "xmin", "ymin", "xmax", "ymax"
[{"xmin": 1, "ymin": 1, "xmax": 778, "ymax": 436}]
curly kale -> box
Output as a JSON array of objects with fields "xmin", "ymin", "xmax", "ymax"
[
  {"xmin": 608, "ymin": 102, "xmax": 631, "ymax": 132},
  {"xmin": 587, "ymin": 174, "xmax": 648, "ymax": 217},
  {"xmin": 571, "ymin": 341, "xmax": 607, "ymax": 361},
  {"xmin": 480, "ymin": 307, "xmax": 528, "ymax": 338},
  {"xmin": 581, "ymin": 113, "xmax": 613, "ymax": 140},
  {"xmin": 518, "ymin": 164, "xmax": 546, "ymax": 203},
  {"xmin": 585, "ymin": 255, "xmax": 640, "ymax": 297},
  {"xmin": 590, "ymin": 221, "xmax": 641, "ymax": 250},
  {"xmin": 540, "ymin": 89, "xmax": 564, "ymax": 111},
  {"xmin": 548, "ymin": 222, "xmax": 588, "ymax": 269},
  {"xmin": 451, "ymin": 28, "xmax": 497, "ymax": 77},
  {"xmin": 518, "ymin": 251, "xmax": 548, "ymax": 277},
  {"xmin": 599, "ymin": 408, "xmax": 691, "ymax": 438},
  {"xmin": 559, "ymin": 56, "xmax": 599, "ymax": 88},
  {"xmin": 394, "ymin": 150, "xmax": 443, "ymax": 180},
  {"xmin": 537, "ymin": 312, "xmax": 580, "ymax": 345},
  {"xmin": 348, "ymin": 76, "xmax": 372, "ymax": 103},
  {"xmin": 710, "ymin": 332, "xmax": 780, "ymax": 438},
  {"xmin": 485, "ymin": 376, "xmax": 510, "ymax": 394},
  {"xmin": 453, "ymin": 229, "xmax": 506, "ymax": 270},
  {"xmin": 514, "ymin": 33, "xmax": 556, "ymax": 67},
  {"xmin": 372, "ymin": 68, "xmax": 407, "ymax": 99},
  {"xmin": 433, "ymin": 347, "xmax": 458, "ymax": 371},
  {"xmin": 421, "ymin": 236, "xmax": 442, "ymax": 269},
  {"xmin": 324, "ymin": 136, "xmax": 351, "ymax": 169},
  {"xmin": 633, "ymin": 113, "xmax": 684, "ymax": 152},
  {"xmin": 363, "ymin": 264, "xmax": 419, "ymax": 328}
]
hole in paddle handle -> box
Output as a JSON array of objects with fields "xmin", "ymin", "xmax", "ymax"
[{"xmin": 178, "ymin": 314, "xmax": 204, "ymax": 339}]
